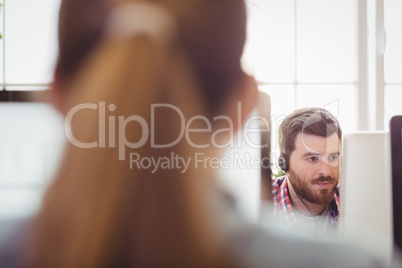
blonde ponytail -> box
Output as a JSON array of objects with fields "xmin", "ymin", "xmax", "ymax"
[{"xmin": 24, "ymin": 3, "xmax": 229, "ymax": 267}]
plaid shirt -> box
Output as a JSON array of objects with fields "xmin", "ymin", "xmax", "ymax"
[{"xmin": 272, "ymin": 175, "xmax": 339, "ymax": 231}]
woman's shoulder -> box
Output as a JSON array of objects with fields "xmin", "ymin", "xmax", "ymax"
[
  {"xmin": 216, "ymin": 190, "xmax": 391, "ymax": 268},
  {"xmin": 226, "ymin": 220, "xmax": 395, "ymax": 268}
]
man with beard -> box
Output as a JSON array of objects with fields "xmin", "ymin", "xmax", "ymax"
[{"xmin": 272, "ymin": 108, "xmax": 341, "ymax": 236}]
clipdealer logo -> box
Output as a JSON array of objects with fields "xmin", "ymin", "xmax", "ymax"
[{"xmin": 64, "ymin": 102, "xmax": 271, "ymax": 161}]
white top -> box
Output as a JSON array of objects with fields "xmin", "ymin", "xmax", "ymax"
[{"xmin": 292, "ymin": 206, "xmax": 333, "ymax": 237}]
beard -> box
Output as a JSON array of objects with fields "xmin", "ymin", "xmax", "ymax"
[{"xmin": 288, "ymin": 168, "xmax": 338, "ymax": 207}]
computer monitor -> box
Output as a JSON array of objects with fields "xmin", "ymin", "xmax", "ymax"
[
  {"xmin": 340, "ymin": 132, "xmax": 393, "ymax": 260},
  {"xmin": 390, "ymin": 116, "xmax": 402, "ymax": 250}
]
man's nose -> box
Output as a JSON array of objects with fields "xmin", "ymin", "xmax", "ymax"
[{"xmin": 317, "ymin": 160, "xmax": 332, "ymax": 177}]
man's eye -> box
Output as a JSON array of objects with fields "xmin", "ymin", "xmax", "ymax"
[
  {"xmin": 307, "ymin": 156, "xmax": 318, "ymax": 162},
  {"xmin": 329, "ymin": 155, "xmax": 339, "ymax": 161}
]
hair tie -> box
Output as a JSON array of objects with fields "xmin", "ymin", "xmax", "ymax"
[{"xmin": 106, "ymin": 2, "xmax": 177, "ymax": 44}]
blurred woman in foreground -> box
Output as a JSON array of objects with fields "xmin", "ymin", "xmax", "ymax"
[
  {"xmin": 0, "ymin": 0, "xmax": 399, "ymax": 267},
  {"xmin": 24, "ymin": 0, "xmax": 256, "ymax": 267}
]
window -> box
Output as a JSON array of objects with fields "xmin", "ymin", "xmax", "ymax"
[
  {"xmin": 0, "ymin": 0, "xmax": 60, "ymax": 90},
  {"xmin": 0, "ymin": 0, "xmax": 63, "ymax": 219},
  {"xmin": 384, "ymin": 0, "xmax": 402, "ymax": 129},
  {"xmin": 243, "ymin": 0, "xmax": 402, "ymax": 163}
]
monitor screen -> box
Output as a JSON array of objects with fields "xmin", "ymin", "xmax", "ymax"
[{"xmin": 340, "ymin": 132, "xmax": 393, "ymax": 259}]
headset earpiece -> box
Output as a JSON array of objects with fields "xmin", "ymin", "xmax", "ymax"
[{"xmin": 278, "ymin": 155, "xmax": 289, "ymax": 173}]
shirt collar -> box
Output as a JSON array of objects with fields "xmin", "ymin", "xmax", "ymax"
[{"xmin": 276, "ymin": 175, "xmax": 340, "ymax": 226}]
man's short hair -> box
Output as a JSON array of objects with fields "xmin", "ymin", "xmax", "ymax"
[{"xmin": 278, "ymin": 107, "xmax": 342, "ymax": 160}]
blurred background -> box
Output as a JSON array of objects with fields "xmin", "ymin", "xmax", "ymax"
[{"xmin": 0, "ymin": 0, "xmax": 401, "ymax": 221}]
